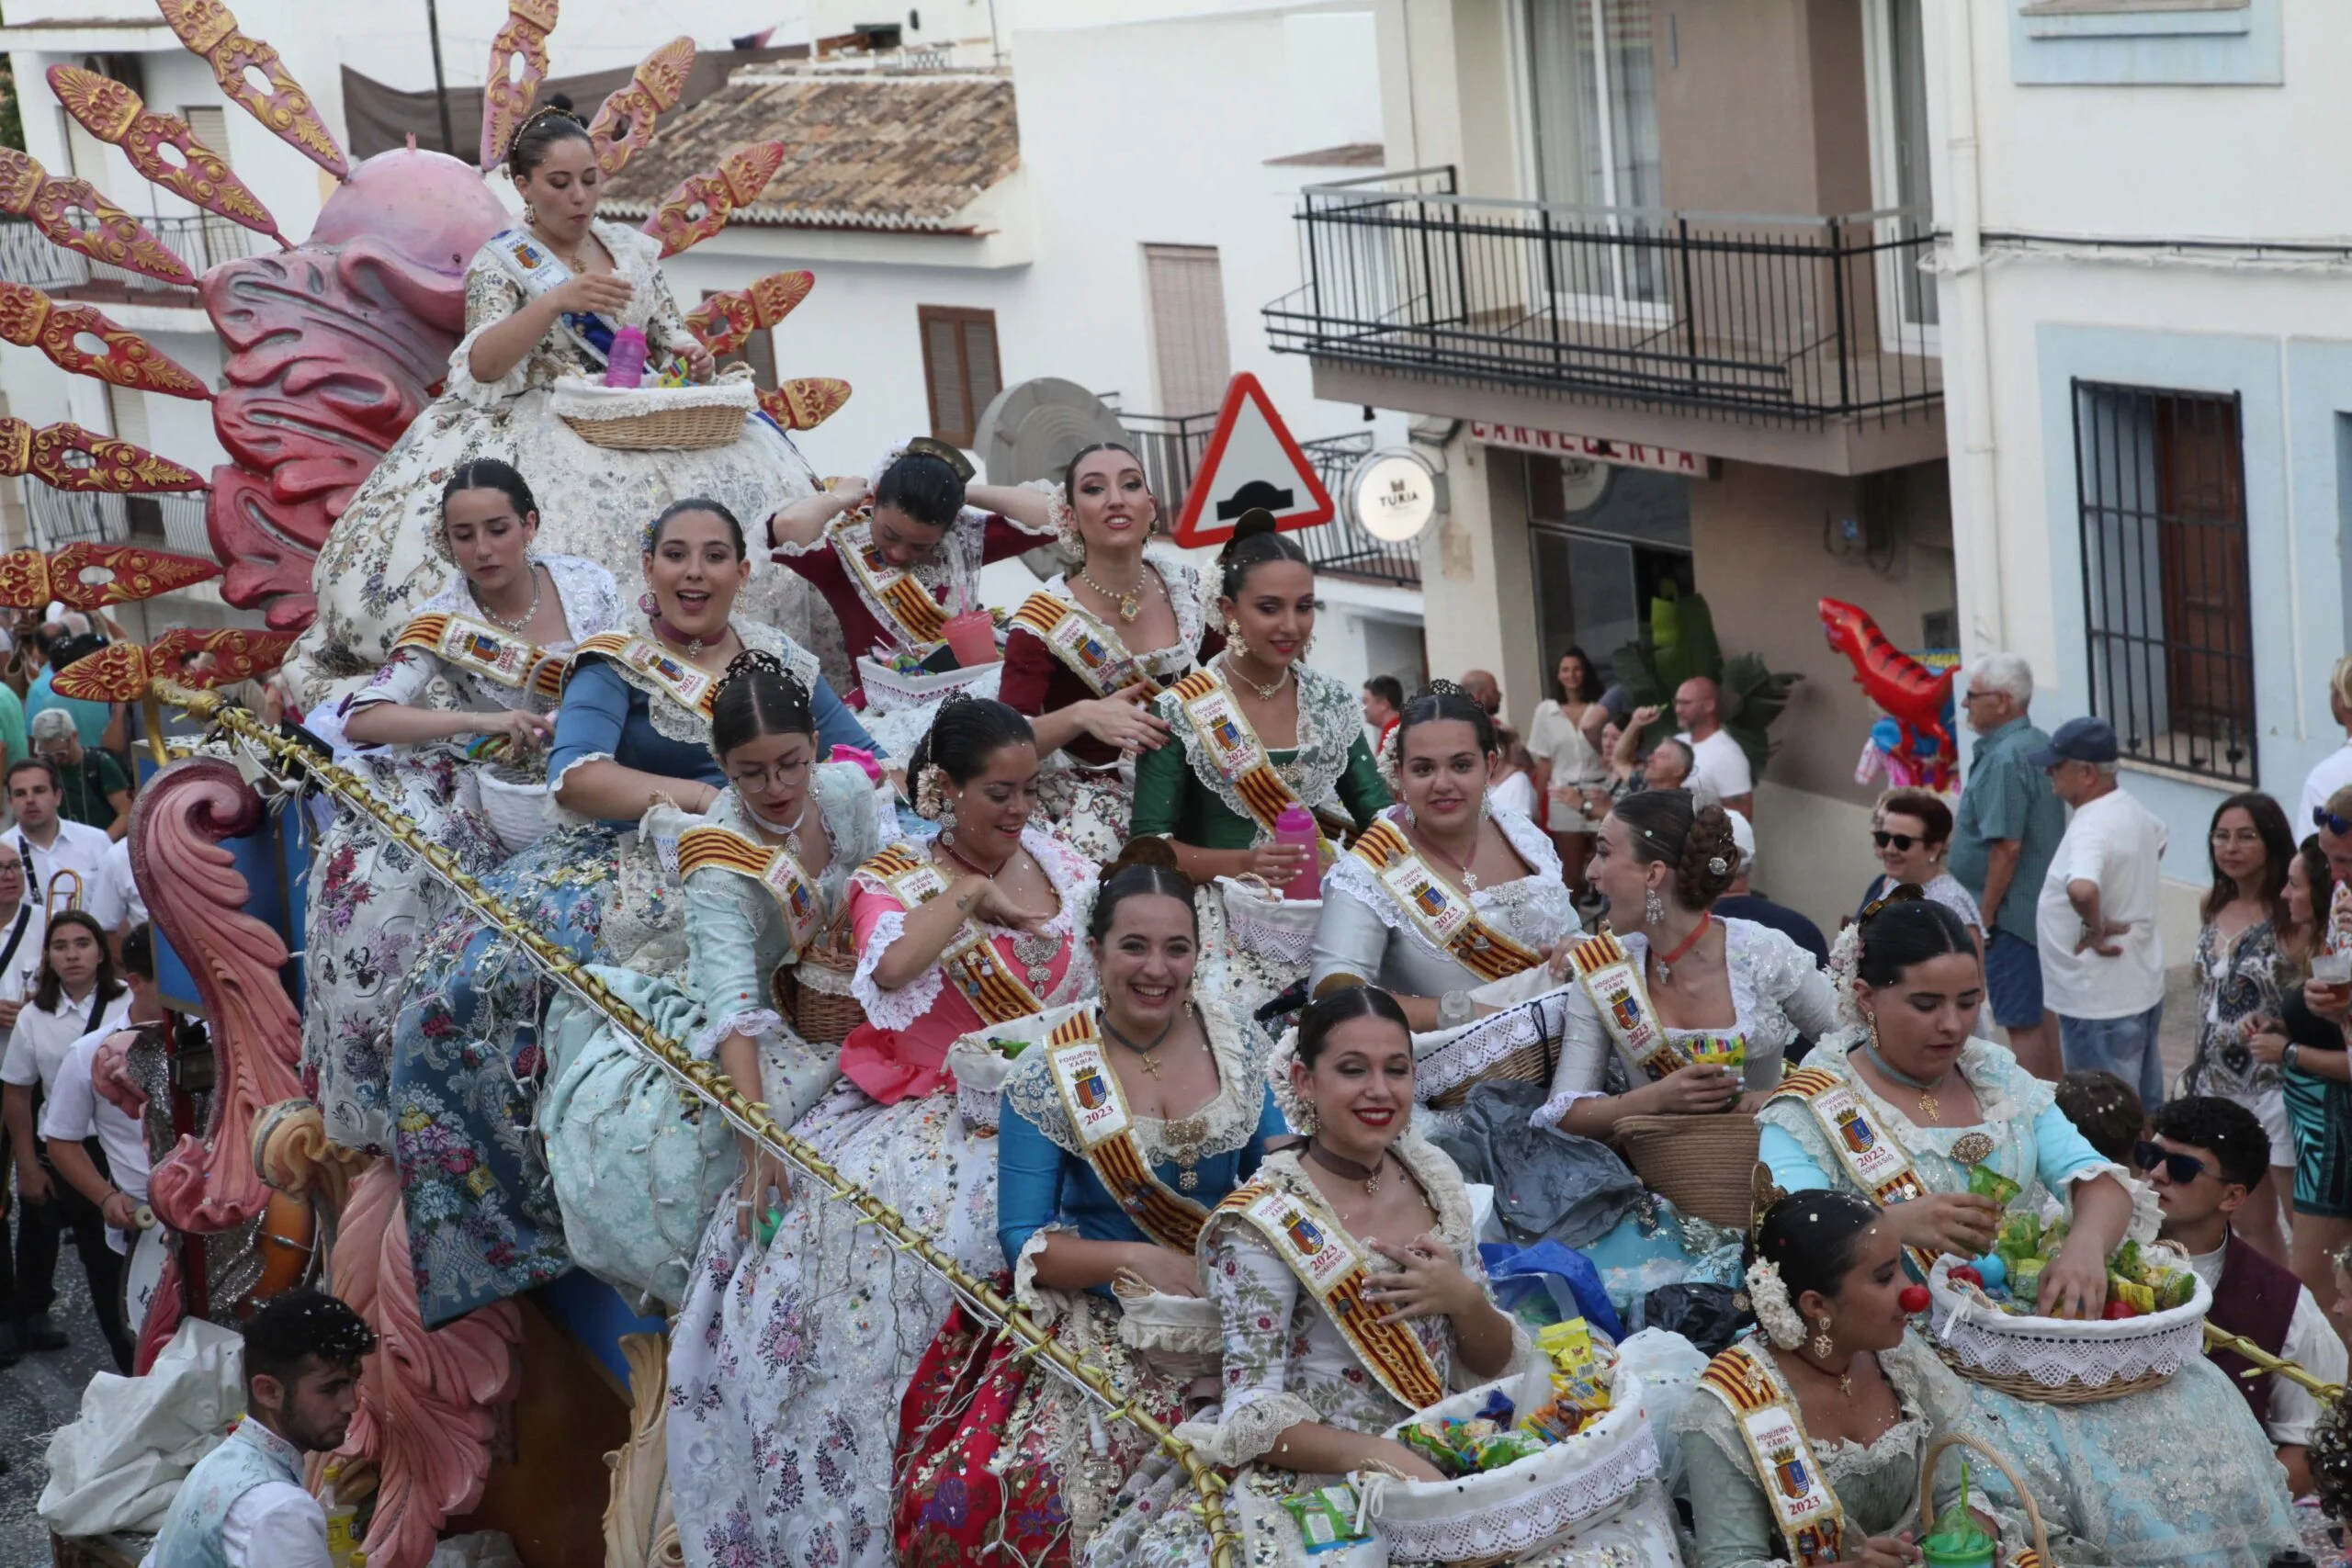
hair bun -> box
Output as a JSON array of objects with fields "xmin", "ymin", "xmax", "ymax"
[
  {"xmin": 1230, "ymin": 507, "xmax": 1277, "ymax": 546},
  {"xmin": 546, "ymin": 91, "xmax": 576, "ymax": 114},
  {"xmin": 1103, "ymin": 835, "xmax": 1185, "ymax": 879}
]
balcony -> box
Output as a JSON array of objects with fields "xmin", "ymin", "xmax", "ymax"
[
  {"xmin": 0, "ymin": 213, "xmax": 254, "ymax": 306},
  {"xmin": 25, "ymin": 480, "xmax": 211, "ymax": 559},
  {"xmin": 1117, "ymin": 415, "xmax": 1417, "ymax": 589},
  {"xmin": 1266, "ymin": 167, "xmax": 1941, "ymax": 442}
]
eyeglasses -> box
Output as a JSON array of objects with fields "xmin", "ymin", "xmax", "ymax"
[
  {"xmin": 2133, "ymin": 1140, "xmax": 2215, "ymax": 1186},
  {"xmin": 727, "ymin": 759, "xmax": 811, "ymax": 792},
  {"xmin": 2316, "ymin": 807, "xmax": 2352, "ymax": 839},
  {"xmin": 1871, "ymin": 830, "xmax": 1924, "ymax": 852}
]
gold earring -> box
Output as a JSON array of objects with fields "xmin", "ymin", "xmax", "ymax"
[{"xmin": 1812, "ymin": 1320, "xmax": 1835, "ymax": 1360}]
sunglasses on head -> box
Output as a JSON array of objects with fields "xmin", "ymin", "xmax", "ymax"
[
  {"xmin": 2133, "ymin": 1140, "xmax": 2214, "ymax": 1186},
  {"xmin": 2317, "ymin": 807, "xmax": 2352, "ymax": 839},
  {"xmin": 1871, "ymin": 830, "xmax": 1924, "ymax": 852}
]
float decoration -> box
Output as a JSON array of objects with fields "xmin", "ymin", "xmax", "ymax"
[
  {"xmin": 0, "ymin": 148, "xmax": 198, "ymax": 287},
  {"xmin": 479, "ymin": 0, "xmax": 561, "ymax": 172},
  {"xmin": 759, "ymin": 377, "xmax": 853, "ymax": 432},
  {"xmin": 0, "ymin": 543, "xmax": 221, "ymax": 614},
  {"xmin": 52, "ymin": 628, "xmax": 297, "ymax": 701},
  {"xmin": 0, "ymin": 281, "xmax": 213, "ymax": 398},
  {"xmin": 587, "ymin": 36, "xmax": 695, "ymax": 177},
  {"xmin": 1819, "ymin": 597, "xmax": 1958, "ymax": 793},
  {"xmin": 0, "ymin": 418, "xmax": 206, "ymax": 493},
  {"xmin": 156, "ymin": 0, "xmax": 350, "ymax": 179},
  {"xmin": 685, "ymin": 269, "xmax": 814, "ymax": 355},
  {"xmin": 47, "ymin": 66, "xmax": 286, "ymax": 244},
  {"xmin": 640, "ymin": 140, "xmax": 786, "ymax": 258}
]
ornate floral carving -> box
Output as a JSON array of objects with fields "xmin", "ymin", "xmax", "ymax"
[
  {"xmin": 0, "ymin": 149, "xmax": 197, "ymax": 286},
  {"xmin": 588, "ymin": 36, "xmax": 695, "ymax": 176},
  {"xmin": 480, "ymin": 0, "xmax": 561, "ymax": 171},
  {"xmin": 640, "ymin": 140, "xmax": 786, "ymax": 257},
  {"xmin": 0, "ymin": 418, "xmax": 205, "ymax": 492},
  {"xmin": 51, "ymin": 628, "xmax": 298, "ymax": 699},
  {"xmin": 0, "ymin": 283, "xmax": 213, "ymax": 398},
  {"xmin": 686, "ymin": 268, "xmax": 813, "ymax": 354},
  {"xmin": 758, "ymin": 378, "xmax": 853, "ymax": 432},
  {"xmin": 158, "ymin": 0, "xmax": 349, "ymax": 178},
  {"xmin": 49, "ymin": 65, "xmax": 282, "ymax": 242},
  {"xmin": 0, "ymin": 543, "xmax": 220, "ymax": 617}
]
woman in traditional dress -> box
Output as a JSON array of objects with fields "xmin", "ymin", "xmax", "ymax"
[
  {"xmin": 297, "ymin": 96, "xmax": 826, "ymax": 696},
  {"xmin": 1757, "ymin": 895, "xmax": 2299, "ymax": 1565},
  {"xmin": 1680, "ymin": 1190, "xmax": 2005, "ymax": 1568},
  {"xmin": 306, "ymin": 460, "xmax": 619, "ymax": 1154},
  {"xmin": 1537, "ymin": 790, "xmax": 1838, "ymax": 1134},
  {"xmin": 766, "ymin": 441, "xmax": 1061, "ymax": 713},
  {"xmin": 997, "ymin": 442, "xmax": 1220, "ymax": 863},
  {"xmin": 667, "ymin": 696, "xmax": 1095, "ymax": 1568},
  {"xmin": 1312, "ymin": 682, "xmax": 1579, "ymax": 1032},
  {"xmin": 388, "ymin": 500, "xmax": 872, "ymax": 1328},
  {"xmin": 894, "ymin": 847, "xmax": 1288, "ymax": 1562},
  {"xmin": 1088, "ymin": 986, "xmax": 1600, "ymax": 1565},
  {"xmin": 1130, "ymin": 522, "xmax": 1389, "ymax": 885}
]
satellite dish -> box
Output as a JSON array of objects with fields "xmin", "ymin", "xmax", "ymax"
[{"xmin": 976, "ymin": 377, "xmax": 1128, "ymax": 578}]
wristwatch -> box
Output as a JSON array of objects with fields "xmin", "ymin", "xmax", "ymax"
[{"xmin": 2286, "ymin": 1043, "xmax": 2301, "ymax": 1074}]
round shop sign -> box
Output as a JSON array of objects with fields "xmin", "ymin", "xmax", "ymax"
[{"xmin": 1347, "ymin": 447, "xmax": 1440, "ymax": 542}]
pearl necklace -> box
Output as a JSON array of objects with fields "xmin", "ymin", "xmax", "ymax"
[
  {"xmin": 470, "ymin": 561, "xmax": 543, "ymax": 634},
  {"xmin": 1078, "ymin": 562, "xmax": 1148, "ymax": 623}
]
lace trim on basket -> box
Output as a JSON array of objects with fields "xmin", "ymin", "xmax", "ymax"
[
  {"xmin": 1410, "ymin": 988, "xmax": 1575, "ymax": 1106},
  {"xmin": 1000, "ymin": 992, "xmax": 1267, "ymax": 1162},
  {"xmin": 1217, "ymin": 878, "xmax": 1321, "ymax": 965},
  {"xmin": 1161, "ymin": 663, "xmax": 1360, "ymax": 836},
  {"xmin": 1372, "ymin": 1424, "xmax": 1660, "ymax": 1560}
]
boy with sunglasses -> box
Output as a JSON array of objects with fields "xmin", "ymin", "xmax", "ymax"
[{"xmin": 2145, "ymin": 1095, "xmax": 2345, "ymax": 1496}]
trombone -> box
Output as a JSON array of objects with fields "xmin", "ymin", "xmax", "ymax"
[{"xmin": 44, "ymin": 866, "xmax": 80, "ymax": 919}]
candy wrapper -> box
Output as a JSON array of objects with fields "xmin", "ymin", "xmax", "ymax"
[
  {"xmin": 1537, "ymin": 1317, "xmax": 1597, "ymax": 1377},
  {"xmin": 1474, "ymin": 1389, "xmax": 1517, "ymax": 1427},
  {"xmin": 1284, "ymin": 1484, "xmax": 1371, "ymax": 1553},
  {"xmin": 1965, "ymin": 1164, "xmax": 2022, "ymax": 1209},
  {"xmin": 983, "ymin": 1035, "xmax": 1031, "ymax": 1059},
  {"xmin": 1471, "ymin": 1429, "xmax": 1551, "ymax": 1470},
  {"xmin": 1993, "ymin": 1211, "xmax": 2041, "ymax": 1262},
  {"xmin": 1403, "ymin": 1417, "xmax": 1501, "ymax": 1478},
  {"xmin": 1686, "ymin": 1033, "xmax": 1747, "ymax": 1069},
  {"xmin": 2111, "ymin": 1278, "xmax": 2154, "ymax": 1314}
]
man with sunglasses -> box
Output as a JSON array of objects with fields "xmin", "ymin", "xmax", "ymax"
[
  {"xmin": 2143, "ymin": 1095, "xmax": 2344, "ymax": 1496},
  {"xmin": 1947, "ymin": 652, "xmax": 2066, "ymax": 1077}
]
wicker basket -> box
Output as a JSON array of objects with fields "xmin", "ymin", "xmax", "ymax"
[
  {"xmin": 1412, "ymin": 999, "xmax": 1564, "ymax": 1111},
  {"xmin": 774, "ymin": 921, "xmax": 861, "ymax": 1046},
  {"xmin": 1924, "ymin": 1251, "xmax": 2209, "ymax": 1404},
  {"xmin": 1915, "ymin": 1433, "xmax": 2053, "ymax": 1562},
  {"xmin": 1610, "ymin": 1113, "xmax": 1758, "ymax": 1231},
  {"xmin": 552, "ymin": 377, "xmax": 755, "ymax": 451},
  {"xmin": 480, "ymin": 764, "xmax": 561, "ymax": 856}
]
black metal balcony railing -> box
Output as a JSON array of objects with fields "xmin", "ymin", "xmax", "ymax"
[
  {"xmin": 26, "ymin": 481, "xmax": 211, "ymax": 559},
  {"xmin": 1266, "ymin": 165, "xmax": 1942, "ymax": 427},
  {"xmin": 1117, "ymin": 413, "xmax": 1417, "ymax": 589},
  {"xmin": 0, "ymin": 213, "xmax": 254, "ymax": 303}
]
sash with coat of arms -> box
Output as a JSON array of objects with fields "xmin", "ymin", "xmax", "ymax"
[
  {"xmin": 1215, "ymin": 1179, "xmax": 1446, "ymax": 1412},
  {"xmin": 1168, "ymin": 665, "xmax": 1329, "ymax": 854},
  {"xmin": 1564, "ymin": 929, "xmax": 1688, "ymax": 1081},
  {"xmin": 392, "ymin": 611, "xmax": 567, "ymax": 704},
  {"xmin": 860, "ymin": 845, "xmax": 1052, "ymax": 1026},
  {"xmin": 675, "ymin": 824, "xmax": 830, "ymax": 962},
  {"xmin": 1769, "ymin": 1066, "xmax": 1939, "ymax": 1277},
  {"xmin": 831, "ymin": 514, "xmax": 954, "ymax": 655},
  {"xmin": 565, "ymin": 632, "xmax": 724, "ymax": 717},
  {"xmin": 1348, "ymin": 818, "xmax": 1543, "ymax": 984},
  {"xmin": 1045, "ymin": 1010, "xmax": 1212, "ymax": 1251},
  {"xmin": 1009, "ymin": 591, "xmax": 1156, "ymax": 699},
  {"xmin": 1697, "ymin": 1340, "xmax": 1849, "ymax": 1566}
]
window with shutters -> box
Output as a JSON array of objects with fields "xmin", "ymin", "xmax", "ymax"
[
  {"xmin": 917, "ymin": 305, "xmax": 1001, "ymax": 448},
  {"xmin": 699, "ymin": 290, "xmax": 777, "ymax": 390},
  {"xmin": 1143, "ymin": 244, "xmax": 1231, "ymax": 417},
  {"xmin": 108, "ymin": 385, "xmax": 162, "ymax": 542}
]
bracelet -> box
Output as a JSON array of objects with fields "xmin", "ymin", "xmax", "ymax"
[{"xmin": 2285, "ymin": 1043, "xmax": 2301, "ymax": 1074}]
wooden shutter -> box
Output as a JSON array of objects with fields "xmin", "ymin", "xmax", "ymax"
[
  {"xmin": 183, "ymin": 106, "xmax": 232, "ymax": 163},
  {"xmin": 917, "ymin": 305, "xmax": 1001, "ymax": 447},
  {"xmin": 1144, "ymin": 244, "xmax": 1230, "ymax": 416}
]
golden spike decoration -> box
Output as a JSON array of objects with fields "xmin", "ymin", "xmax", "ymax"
[
  {"xmin": 0, "ymin": 149, "xmax": 196, "ymax": 286},
  {"xmin": 54, "ymin": 629, "xmax": 294, "ymax": 701},
  {"xmin": 2204, "ymin": 1322, "xmax": 2347, "ymax": 1403},
  {"xmin": 141, "ymin": 679, "xmax": 1246, "ymax": 1568},
  {"xmin": 47, "ymin": 65, "xmax": 285, "ymax": 243},
  {"xmin": 0, "ymin": 282, "xmax": 213, "ymax": 399},
  {"xmin": 758, "ymin": 378, "xmax": 852, "ymax": 433},
  {"xmin": 0, "ymin": 417, "xmax": 204, "ymax": 492},
  {"xmin": 481, "ymin": 0, "xmax": 561, "ymax": 172},
  {"xmin": 640, "ymin": 141, "xmax": 786, "ymax": 259},
  {"xmin": 156, "ymin": 0, "xmax": 349, "ymax": 179},
  {"xmin": 587, "ymin": 36, "xmax": 694, "ymax": 177},
  {"xmin": 685, "ymin": 270, "xmax": 814, "ymax": 355}
]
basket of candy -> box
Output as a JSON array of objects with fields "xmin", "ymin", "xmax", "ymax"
[
  {"xmin": 550, "ymin": 375, "xmax": 757, "ymax": 451},
  {"xmin": 1925, "ymin": 1224, "xmax": 2209, "ymax": 1404},
  {"xmin": 1354, "ymin": 1321, "xmax": 1661, "ymax": 1567},
  {"xmin": 942, "ymin": 1001, "xmax": 1089, "ymax": 1133},
  {"xmin": 479, "ymin": 759, "xmax": 563, "ymax": 855}
]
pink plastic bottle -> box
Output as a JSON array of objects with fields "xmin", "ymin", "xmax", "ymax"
[
  {"xmin": 1273, "ymin": 803, "xmax": 1321, "ymax": 900},
  {"xmin": 603, "ymin": 325, "xmax": 649, "ymax": 389}
]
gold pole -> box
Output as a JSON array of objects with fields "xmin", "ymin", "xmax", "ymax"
[
  {"xmin": 141, "ymin": 688, "xmax": 169, "ymax": 771},
  {"xmin": 2204, "ymin": 1322, "xmax": 2347, "ymax": 1402},
  {"xmin": 151, "ymin": 680, "xmax": 1243, "ymax": 1564}
]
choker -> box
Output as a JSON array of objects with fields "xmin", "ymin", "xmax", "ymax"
[
  {"xmin": 652, "ymin": 615, "xmax": 713, "ymax": 659},
  {"xmin": 1863, "ymin": 1037, "xmax": 1954, "ymax": 1119},
  {"xmin": 1306, "ymin": 1139, "xmax": 1390, "ymax": 1196}
]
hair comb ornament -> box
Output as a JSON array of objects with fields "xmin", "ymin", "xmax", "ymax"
[
  {"xmin": 901, "ymin": 435, "xmax": 977, "ymax": 484},
  {"xmin": 1425, "ymin": 677, "xmax": 1467, "ymax": 699},
  {"xmin": 1856, "ymin": 882, "xmax": 1927, "ymax": 925}
]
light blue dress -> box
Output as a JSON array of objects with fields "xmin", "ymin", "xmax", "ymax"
[{"xmin": 1758, "ymin": 1032, "xmax": 2299, "ymax": 1566}]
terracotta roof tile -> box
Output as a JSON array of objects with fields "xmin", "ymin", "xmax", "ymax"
[{"xmin": 599, "ymin": 67, "xmax": 1020, "ymax": 233}]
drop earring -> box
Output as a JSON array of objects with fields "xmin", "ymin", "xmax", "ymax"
[
  {"xmin": 1812, "ymin": 1320, "xmax": 1835, "ymax": 1361},
  {"xmin": 638, "ymin": 591, "xmax": 656, "ymax": 616},
  {"xmin": 1643, "ymin": 886, "xmax": 1666, "ymax": 926},
  {"xmin": 522, "ymin": 201, "xmax": 537, "ymax": 228}
]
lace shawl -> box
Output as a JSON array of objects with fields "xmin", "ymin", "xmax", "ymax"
[
  {"xmin": 1159, "ymin": 660, "xmax": 1361, "ymax": 836},
  {"xmin": 848, "ymin": 827, "xmax": 1101, "ymax": 1031},
  {"xmin": 1032, "ymin": 544, "xmax": 1207, "ymax": 694},
  {"xmin": 1322, "ymin": 805, "xmax": 1580, "ymax": 964},
  {"xmin": 581, "ymin": 618, "xmax": 820, "ymax": 749},
  {"xmin": 447, "ymin": 219, "xmax": 692, "ymax": 406},
  {"xmin": 999, "ymin": 992, "xmax": 1266, "ymax": 1164}
]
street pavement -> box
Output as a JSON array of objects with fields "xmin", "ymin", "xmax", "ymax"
[{"xmin": 0, "ymin": 1263, "xmax": 121, "ymax": 1565}]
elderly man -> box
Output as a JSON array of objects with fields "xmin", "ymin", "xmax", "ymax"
[
  {"xmin": 1672, "ymin": 676, "xmax": 1753, "ymax": 817},
  {"xmin": 30, "ymin": 707, "xmax": 130, "ymax": 839},
  {"xmin": 1948, "ymin": 652, "xmax": 2066, "ymax": 1078},
  {"xmin": 2033, "ymin": 716, "xmax": 2167, "ymax": 1108}
]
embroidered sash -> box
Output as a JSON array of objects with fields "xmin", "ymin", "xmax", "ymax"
[
  {"xmin": 393, "ymin": 612, "xmax": 565, "ymax": 703},
  {"xmin": 1168, "ymin": 667, "xmax": 1322, "ymax": 848},
  {"xmin": 863, "ymin": 845, "xmax": 1050, "ymax": 1025},
  {"xmin": 491, "ymin": 226, "xmax": 619, "ymax": 364},
  {"xmin": 1010, "ymin": 592, "xmax": 1156, "ymax": 698},
  {"xmin": 1216, "ymin": 1180, "xmax": 1446, "ymax": 1412},
  {"xmin": 1566, "ymin": 930, "xmax": 1685, "ymax": 1080},
  {"xmin": 1770, "ymin": 1066, "xmax": 1937, "ymax": 1276},
  {"xmin": 675, "ymin": 825, "xmax": 827, "ymax": 957},
  {"xmin": 1045, "ymin": 1010, "xmax": 1210, "ymax": 1251},
  {"xmin": 833, "ymin": 518, "xmax": 950, "ymax": 652},
  {"xmin": 1348, "ymin": 818, "xmax": 1542, "ymax": 984},
  {"xmin": 1697, "ymin": 1340, "xmax": 1849, "ymax": 1566},
  {"xmin": 567, "ymin": 632, "xmax": 721, "ymax": 716}
]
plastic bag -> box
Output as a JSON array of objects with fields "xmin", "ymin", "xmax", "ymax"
[
  {"xmin": 1477, "ymin": 1240, "xmax": 1627, "ymax": 1340},
  {"xmin": 1639, "ymin": 1281, "xmax": 1747, "ymax": 1355}
]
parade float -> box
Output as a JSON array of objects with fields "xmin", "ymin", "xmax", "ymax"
[{"xmin": 10, "ymin": 5, "xmax": 1240, "ymax": 1564}]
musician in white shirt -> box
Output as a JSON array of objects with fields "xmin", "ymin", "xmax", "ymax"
[
  {"xmin": 0, "ymin": 838, "xmax": 48, "ymax": 1032},
  {"xmin": 7, "ymin": 758, "xmax": 111, "ymax": 919}
]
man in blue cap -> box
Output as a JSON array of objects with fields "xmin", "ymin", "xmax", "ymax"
[{"xmin": 2030, "ymin": 715, "xmax": 2169, "ymax": 1108}]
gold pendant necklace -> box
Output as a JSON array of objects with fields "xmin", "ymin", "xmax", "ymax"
[
  {"xmin": 1077, "ymin": 566, "xmax": 1143, "ymax": 623},
  {"xmin": 1222, "ymin": 652, "xmax": 1291, "ymax": 702}
]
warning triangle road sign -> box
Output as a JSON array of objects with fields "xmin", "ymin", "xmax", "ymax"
[{"xmin": 1170, "ymin": 373, "xmax": 1337, "ymax": 547}]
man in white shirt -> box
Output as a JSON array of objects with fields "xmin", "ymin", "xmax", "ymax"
[
  {"xmin": 0, "ymin": 838, "xmax": 48, "ymax": 1031},
  {"xmin": 1672, "ymin": 676, "xmax": 1754, "ymax": 817},
  {"xmin": 2300, "ymin": 653, "xmax": 2352, "ymax": 830},
  {"xmin": 2143, "ymin": 1096, "xmax": 2346, "ymax": 1497},
  {"xmin": 87, "ymin": 833, "xmax": 146, "ymax": 935},
  {"xmin": 8, "ymin": 757, "xmax": 112, "ymax": 918},
  {"xmin": 2032, "ymin": 716, "xmax": 2169, "ymax": 1109},
  {"xmin": 142, "ymin": 1288, "xmax": 374, "ymax": 1568}
]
